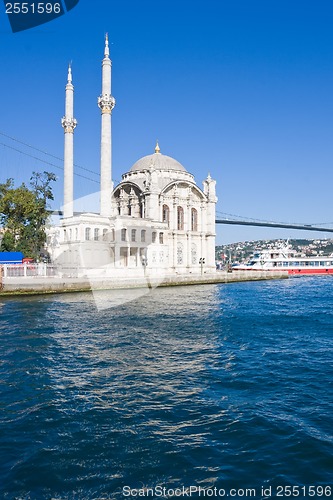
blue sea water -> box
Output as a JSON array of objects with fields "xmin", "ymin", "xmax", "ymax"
[{"xmin": 0, "ymin": 277, "xmax": 332, "ymax": 499}]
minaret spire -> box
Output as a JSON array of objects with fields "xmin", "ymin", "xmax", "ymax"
[
  {"xmin": 67, "ymin": 62, "xmax": 72, "ymax": 83},
  {"xmin": 98, "ymin": 34, "xmax": 116, "ymax": 217},
  {"xmin": 104, "ymin": 33, "xmax": 110, "ymax": 57},
  {"xmin": 61, "ymin": 63, "xmax": 77, "ymax": 218}
]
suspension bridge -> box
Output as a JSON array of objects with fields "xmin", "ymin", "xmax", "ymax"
[{"xmin": 215, "ymin": 212, "xmax": 333, "ymax": 234}]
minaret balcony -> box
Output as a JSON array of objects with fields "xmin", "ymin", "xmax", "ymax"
[
  {"xmin": 61, "ymin": 117, "xmax": 77, "ymax": 133},
  {"xmin": 98, "ymin": 94, "xmax": 116, "ymax": 114}
]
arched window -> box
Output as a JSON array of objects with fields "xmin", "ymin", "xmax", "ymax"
[
  {"xmin": 121, "ymin": 228, "xmax": 127, "ymax": 242},
  {"xmin": 152, "ymin": 231, "xmax": 157, "ymax": 243},
  {"xmin": 177, "ymin": 206, "xmax": 184, "ymax": 230},
  {"xmin": 141, "ymin": 230, "xmax": 146, "ymax": 242},
  {"xmin": 162, "ymin": 204, "xmax": 170, "ymax": 226},
  {"xmin": 94, "ymin": 228, "xmax": 99, "ymax": 241},
  {"xmin": 191, "ymin": 208, "xmax": 198, "ymax": 231},
  {"xmin": 159, "ymin": 232, "xmax": 164, "ymax": 244},
  {"xmin": 85, "ymin": 227, "xmax": 91, "ymax": 241},
  {"xmin": 131, "ymin": 229, "xmax": 136, "ymax": 242}
]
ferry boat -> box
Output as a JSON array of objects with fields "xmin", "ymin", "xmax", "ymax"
[{"xmin": 232, "ymin": 243, "xmax": 333, "ymax": 275}]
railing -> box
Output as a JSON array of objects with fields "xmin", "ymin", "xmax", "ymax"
[
  {"xmin": 1, "ymin": 264, "xmax": 101, "ymax": 279},
  {"xmin": 1, "ymin": 263, "xmax": 57, "ymax": 278}
]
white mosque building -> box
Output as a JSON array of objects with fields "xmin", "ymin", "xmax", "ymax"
[{"xmin": 48, "ymin": 36, "xmax": 217, "ymax": 279}]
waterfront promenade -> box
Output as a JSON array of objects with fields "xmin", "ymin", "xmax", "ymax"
[{"xmin": 0, "ymin": 263, "xmax": 288, "ymax": 296}]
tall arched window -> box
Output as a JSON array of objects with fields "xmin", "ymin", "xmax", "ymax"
[
  {"xmin": 191, "ymin": 208, "xmax": 198, "ymax": 231},
  {"xmin": 162, "ymin": 204, "xmax": 170, "ymax": 226},
  {"xmin": 177, "ymin": 206, "xmax": 184, "ymax": 230},
  {"xmin": 85, "ymin": 227, "xmax": 91, "ymax": 241}
]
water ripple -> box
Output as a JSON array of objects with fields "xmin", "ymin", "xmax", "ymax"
[{"xmin": 0, "ymin": 279, "xmax": 332, "ymax": 498}]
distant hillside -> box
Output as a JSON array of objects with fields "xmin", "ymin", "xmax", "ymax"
[{"xmin": 216, "ymin": 239, "xmax": 333, "ymax": 263}]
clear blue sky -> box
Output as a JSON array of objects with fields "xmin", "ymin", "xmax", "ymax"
[{"xmin": 0, "ymin": 0, "xmax": 333, "ymax": 244}]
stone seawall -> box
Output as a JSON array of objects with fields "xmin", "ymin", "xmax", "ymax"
[{"xmin": 0, "ymin": 271, "xmax": 288, "ymax": 296}]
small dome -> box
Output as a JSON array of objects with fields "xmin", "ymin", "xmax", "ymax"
[{"xmin": 130, "ymin": 144, "xmax": 187, "ymax": 173}]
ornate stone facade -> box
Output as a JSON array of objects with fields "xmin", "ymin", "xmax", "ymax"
[{"xmin": 49, "ymin": 143, "xmax": 217, "ymax": 277}]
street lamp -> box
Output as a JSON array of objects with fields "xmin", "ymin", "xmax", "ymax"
[
  {"xmin": 199, "ymin": 257, "xmax": 205, "ymax": 276},
  {"xmin": 142, "ymin": 256, "xmax": 148, "ymax": 275}
]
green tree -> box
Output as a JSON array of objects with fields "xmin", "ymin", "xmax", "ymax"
[{"xmin": 0, "ymin": 171, "xmax": 55, "ymax": 259}]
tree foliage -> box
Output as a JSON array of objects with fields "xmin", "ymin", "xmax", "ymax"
[{"xmin": 0, "ymin": 171, "xmax": 56, "ymax": 259}]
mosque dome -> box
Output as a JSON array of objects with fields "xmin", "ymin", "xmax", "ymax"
[{"xmin": 130, "ymin": 142, "xmax": 187, "ymax": 173}]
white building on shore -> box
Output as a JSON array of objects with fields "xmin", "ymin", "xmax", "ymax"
[{"xmin": 48, "ymin": 36, "xmax": 217, "ymax": 278}]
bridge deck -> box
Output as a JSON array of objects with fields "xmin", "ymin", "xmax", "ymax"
[{"xmin": 216, "ymin": 219, "xmax": 333, "ymax": 233}]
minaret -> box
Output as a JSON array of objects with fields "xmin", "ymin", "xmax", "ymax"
[
  {"xmin": 98, "ymin": 34, "xmax": 116, "ymax": 217},
  {"xmin": 61, "ymin": 64, "xmax": 77, "ymax": 218}
]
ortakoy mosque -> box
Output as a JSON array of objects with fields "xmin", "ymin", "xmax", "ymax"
[{"xmin": 48, "ymin": 36, "xmax": 217, "ymax": 279}]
